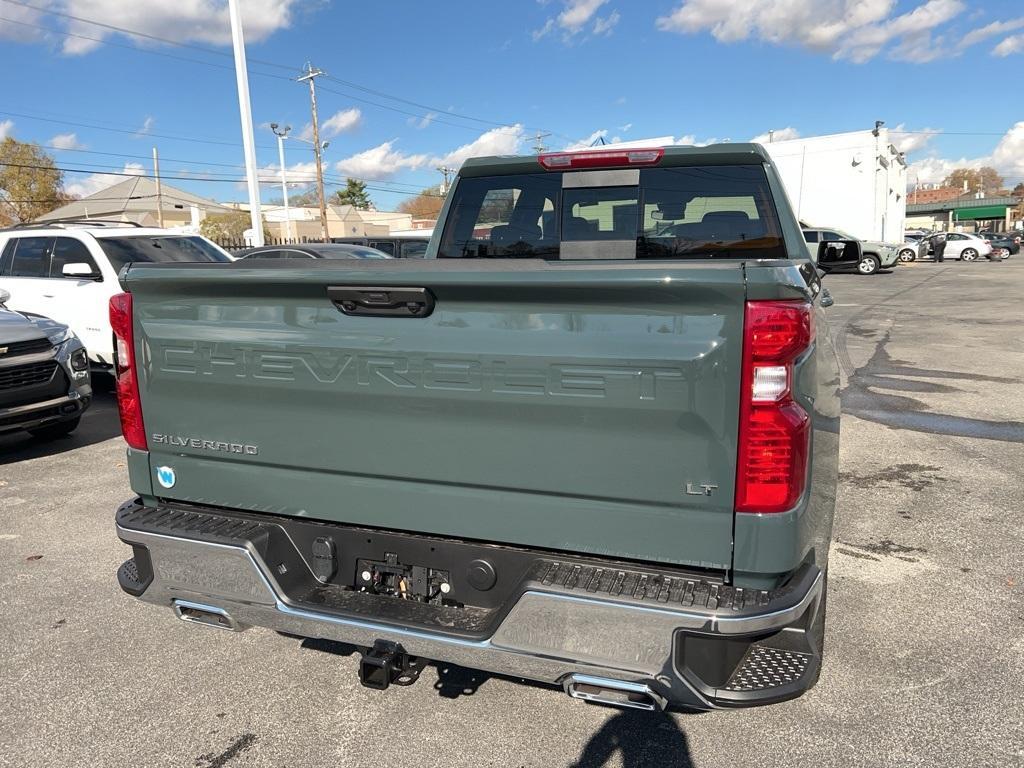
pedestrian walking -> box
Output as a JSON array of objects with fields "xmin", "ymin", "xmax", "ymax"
[{"xmin": 932, "ymin": 233, "xmax": 947, "ymax": 263}]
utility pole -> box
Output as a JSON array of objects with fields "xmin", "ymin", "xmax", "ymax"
[
  {"xmin": 436, "ymin": 166, "xmax": 456, "ymax": 195},
  {"xmin": 271, "ymin": 123, "xmax": 292, "ymax": 240},
  {"xmin": 152, "ymin": 146, "xmax": 164, "ymax": 228},
  {"xmin": 298, "ymin": 63, "xmax": 329, "ymax": 241},
  {"xmin": 227, "ymin": 0, "xmax": 264, "ymax": 246},
  {"xmin": 531, "ymin": 131, "xmax": 551, "ymax": 154}
]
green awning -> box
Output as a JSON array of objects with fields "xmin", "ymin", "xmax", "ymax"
[{"xmin": 954, "ymin": 205, "xmax": 1008, "ymax": 221}]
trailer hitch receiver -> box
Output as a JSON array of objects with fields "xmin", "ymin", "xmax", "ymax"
[{"xmin": 359, "ymin": 640, "xmax": 424, "ymax": 690}]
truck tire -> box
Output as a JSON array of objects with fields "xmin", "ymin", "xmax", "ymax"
[
  {"xmin": 857, "ymin": 254, "xmax": 880, "ymax": 275},
  {"xmin": 28, "ymin": 417, "xmax": 80, "ymax": 440}
]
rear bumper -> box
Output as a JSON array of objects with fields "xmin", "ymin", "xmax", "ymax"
[{"xmin": 115, "ymin": 498, "xmax": 826, "ymax": 710}]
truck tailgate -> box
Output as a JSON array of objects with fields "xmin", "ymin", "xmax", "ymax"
[{"xmin": 126, "ymin": 260, "xmax": 744, "ymax": 569}]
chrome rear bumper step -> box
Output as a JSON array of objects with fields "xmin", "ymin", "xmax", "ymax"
[{"xmin": 116, "ymin": 498, "xmax": 825, "ymax": 711}]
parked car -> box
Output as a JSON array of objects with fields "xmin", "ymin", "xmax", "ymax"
[
  {"xmin": 802, "ymin": 227, "xmax": 899, "ymax": 274},
  {"xmin": 895, "ymin": 239, "xmax": 922, "ymax": 262},
  {"xmin": 0, "ymin": 221, "xmax": 233, "ymax": 368},
  {"xmin": 113, "ymin": 143, "xmax": 841, "ymax": 713},
  {"xmin": 977, "ymin": 232, "xmax": 1018, "ymax": 257},
  {"xmin": 916, "ymin": 232, "xmax": 993, "ymax": 261},
  {"xmin": 0, "ymin": 288, "xmax": 91, "ymax": 438},
  {"xmin": 979, "ymin": 230, "xmax": 1022, "ymax": 247},
  {"xmin": 329, "ymin": 236, "xmax": 430, "ymax": 259},
  {"xmin": 238, "ymin": 243, "xmax": 393, "ymax": 260}
]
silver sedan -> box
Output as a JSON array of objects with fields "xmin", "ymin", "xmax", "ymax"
[{"xmin": 917, "ymin": 232, "xmax": 993, "ymax": 261}]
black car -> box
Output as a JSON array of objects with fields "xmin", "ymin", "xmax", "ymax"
[
  {"xmin": 329, "ymin": 236, "xmax": 430, "ymax": 259},
  {"xmin": 0, "ymin": 288, "xmax": 91, "ymax": 438},
  {"xmin": 977, "ymin": 232, "xmax": 1019, "ymax": 257},
  {"xmin": 238, "ymin": 243, "xmax": 394, "ymax": 260}
]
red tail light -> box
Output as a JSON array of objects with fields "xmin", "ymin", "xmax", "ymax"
[
  {"xmin": 538, "ymin": 148, "xmax": 663, "ymax": 170},
  {"xmin": 735, "ymin": 300, "xmax": 813, "ymax": 513},
  {"xmin": 109, "ymin": 292, "xmax": 147, "ymax": 450}
]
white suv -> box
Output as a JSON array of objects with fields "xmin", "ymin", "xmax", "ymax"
[{"xmin": 0, "ymin": 222, "xmax": 232, "ymax": 367}]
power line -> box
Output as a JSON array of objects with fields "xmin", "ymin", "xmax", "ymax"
[
  {"xmin": 322, "ymin": 74, "xmax": 512, "ymax": 129},
  {"xmin": 0, "ymin": 13, "xmax": 292, "ymax": 81},
  {"xmin": 0, "ymin": 160, "xmax": 448, "ymax": 196},
  {"xmin": 28, "ymin": 142, "xmax": 435, "ymax": 192},
  {"xmin": 0, "ymin": 0, "xmax": 292, "ymax": 72},
  {"xmin": 0, "ymin": 109, "xmax": 282, "ymax": 150},
  {"xmin": 314, "ymin": 82, "xmax": 521, "ymax": 134},
  {"xmin": 1, "ymin": 0, "xmax": 530, "ymax": 135}
]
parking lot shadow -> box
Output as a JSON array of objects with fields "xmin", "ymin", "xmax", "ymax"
[
  {"xmin": 0, "ymin": 376, "xmax": 121, "ymax": 464},
  {"xmin": 570, "ymin": 710, "xmax": 696, "ymax": 768},
  {"xmin": 297, "ymin": 638, "xmax": 697, "ymax": 765}
]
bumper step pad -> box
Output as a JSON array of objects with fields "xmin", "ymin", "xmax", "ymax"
[
  {"xmin": 723, "ymin": 646, "xmax": 813, "ymax": 692},
  {"xmin": 536, "ymin": 560, "xmax": 768, "ymax": 611}
]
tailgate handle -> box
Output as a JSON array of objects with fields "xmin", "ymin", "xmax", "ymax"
[{"xmin": 327, "ymin": 286, "xmax": 435, "ymax": 317}]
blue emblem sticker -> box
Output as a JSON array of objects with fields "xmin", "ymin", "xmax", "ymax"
[{"xmin": 156, "ymin": 466, "xmax": 176, "ymax": 489}]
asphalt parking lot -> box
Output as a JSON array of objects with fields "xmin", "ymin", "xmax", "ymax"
[{"xmin": 1, "ymin": 260, "xmax": 1022, "ymax": 768}]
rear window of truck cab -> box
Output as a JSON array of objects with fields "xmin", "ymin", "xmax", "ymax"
[{"xmin": 438, "ymin": 164, "xmax": 786, "ymax": 260}]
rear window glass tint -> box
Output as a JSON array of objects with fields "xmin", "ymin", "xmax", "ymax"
[
  {"xmin": 438, "ymin": 165, "xmax": 785, "ymax": 260},
  {"xmin": 50, "ymin": 238, "xmax": 99, "ymax": 277},
  {"xmin": 97, "ymin": 236, "xmax": 231, "ymax": 273},
  {"xmin": 400, "ymin": 241, "xmax": 428, "ymax": 258},
  {"xmin": 9, "ymin": 237, "xmax": 50, "ymax": 277}
]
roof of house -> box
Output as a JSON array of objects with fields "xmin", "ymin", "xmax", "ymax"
[{"xmin": 36, "ymin": 176, "xmax": 226, "ymax": 223}]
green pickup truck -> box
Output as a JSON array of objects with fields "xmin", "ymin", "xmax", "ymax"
[{"xmin": 113, "ymin": 144, "xmax": 844, "ymax": 712}]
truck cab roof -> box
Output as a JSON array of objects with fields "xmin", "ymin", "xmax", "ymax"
[{"xmin": 459, "ymin": 143, "xmax": 774, "ymax": 177}]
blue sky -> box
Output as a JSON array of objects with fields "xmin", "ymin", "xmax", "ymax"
[{"xmin": 1, "ymin": 0, "xmax": 1023, "ymax": 212}]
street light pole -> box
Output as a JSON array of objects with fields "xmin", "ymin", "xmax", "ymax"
[
  {"xmin": 271, "ymin": 123, "xmax": 292, "ymax": 241},
  {"xmin": 227, "ymin": 0, "xmax": 264, "ymax": 246}
]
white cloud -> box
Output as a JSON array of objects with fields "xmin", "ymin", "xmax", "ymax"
[
  {"xmin": 890, "ymin": 124, "xmax": 939, "ymax": 154},
  {"xmin": 560, "ymin": 0, "xmax": 608, "ymax": 32},
  {"xmin": 908, "ymin": 122, "xmax": 1024, "ymax": 186},
  {"xmin": 0, "ymin": 3, "xmax": 46, "ymax": 43},
  {"xmin": 958, "ymin": 17, "xmax": 1024, "ymax": 49},
  {"xmin": 534, "ymin": 0, "xmax": 616, "ymax": 41},
  {"xmin": 532, "ymin": 18, "xmax": 556, "ymax": 41},
  {"xmin": 49, "ymin": 132, "xmax": 85, "ymax": 150},
  {"xmin": 618, "ymin": 122, "xmax": 632, "ymax": 132},
  {"xmin": 65, "ymin": 162, "xmax": 145, "ymax": 198},
  {"xmin": 750, "ymin": 127, "xmax": 800, "ymax": 144},
  {"xmin": 408, "ymin": 112, "xmax": 438, "ymax": 130},
  {"xmin": 994, "ymin": 34, "xmax": 1024, "ymax": 56},
  {"xmin": 593, "ymin": 10, "xmax": 620, "ymax": 35},
  {"xmin": 656, "ymin": 0, "xmax": 979, "ymax": 63},
  {"xmin": 320, "ymin": 108, "xmax": 362, "ymax": 137},
  {"xmin": 256, "ymin": 160, "xmax": 319, "ymax": 186},
  {"xmin": 674, "ymin": 134, "xmax": 721, "ymax": 146},
  {"xmin": 565, "ymin": 129, "xmax": 609, "ymax": 150},
  {"xmin": 58, "ymin": 0, "xmax": 299, "ymax": 55},
  {"xmin": 335, "ymin": 141, "xmax": 429, "ymax": 179},
  {"xmin": 135, "ymin": 116, "xmax": 155, "ymax": 137},
  {"xmin": 332, "ymin": 125, "xmax": 526, "ymax": 181},
  {"xmin": 987, "ymin": 121, "xmax": 1024, "ymax": 182},
  {"xmin": 0, "ymin": 120, "xmax": 13, "ymax": 140},
  {"xmin": 298, "ymin": 108, "xmax": 362, "ymax": 142},
  {"xmin": 432, "ymin": 124, "xmax": 525, "ymax": 167}
]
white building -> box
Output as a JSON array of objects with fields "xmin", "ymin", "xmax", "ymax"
[{"xmin": 762, "ymin": 127, "xmax": 907, "ymax": 243}]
